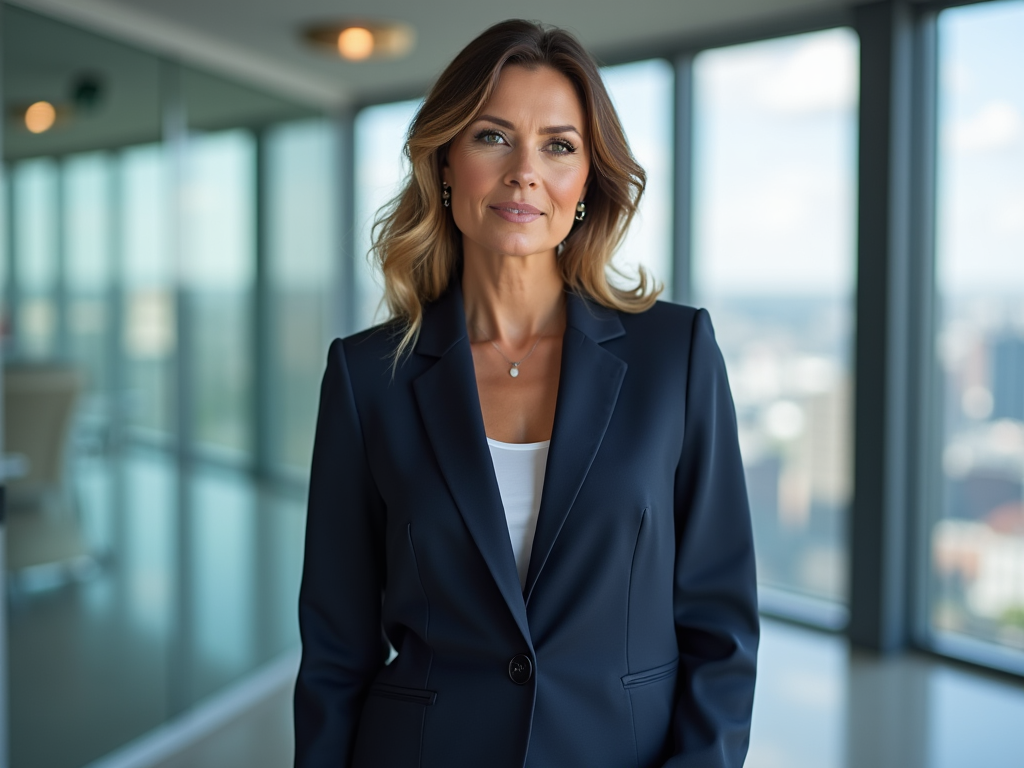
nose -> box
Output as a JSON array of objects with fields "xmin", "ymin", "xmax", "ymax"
[{"xmin": 504, "ymin": 146, "xmax": 538, "ymax": 189}]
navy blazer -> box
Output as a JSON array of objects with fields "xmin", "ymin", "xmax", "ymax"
[{"xmin": 295, "ymin": 282, "xmax": 758, "ymax": 768}]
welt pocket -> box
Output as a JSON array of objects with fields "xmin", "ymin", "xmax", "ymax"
[
  {"xmin": 621, "ymin": 658, "xmax": 679, "ymax": 689},
  {"xmin": 369, "ymin": 682, "xmax": 437, "ymax": 705}
]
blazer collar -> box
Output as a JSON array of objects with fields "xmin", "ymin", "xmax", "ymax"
[{"xmin": 413, "ymin": 280, "xmax": 469, "ymax": 358}]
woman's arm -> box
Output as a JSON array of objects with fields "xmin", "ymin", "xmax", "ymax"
[
  {"xmin": 294, "ymin": 339, "xmax": 388, "ymax": 767},
  {"xmin": 665, "ymin": 309, "xmax": 759, "ymax": 768}
]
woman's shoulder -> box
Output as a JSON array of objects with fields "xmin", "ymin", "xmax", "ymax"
[
  {"xmin": 617, "ymin": 299, "xmax": 715, "ymax": 343},
  {"xmin": 320, "ymin": 319, "xmax": 407, "ymax": 387}
]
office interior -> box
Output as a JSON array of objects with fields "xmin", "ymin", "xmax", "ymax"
[{"xmin": 1, "ymin": 0, "xmax": 1022, "ymax": 766}]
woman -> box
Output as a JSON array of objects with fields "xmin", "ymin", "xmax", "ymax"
[{"xmin": 295, "ymin": 19, "xmax": 758, "ymax": 768}]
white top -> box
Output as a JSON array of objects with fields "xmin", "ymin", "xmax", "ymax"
[{"xmin": 486, "ymin": 438, "xmax": 550, "ymax": 588}]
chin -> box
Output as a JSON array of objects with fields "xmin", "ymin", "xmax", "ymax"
[{"xmin": 479, "ymin": 235, "xmax": 557, "ymax": 260}]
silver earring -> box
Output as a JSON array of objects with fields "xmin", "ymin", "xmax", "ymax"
[
  {"xmin": 575, "ymin": 201, "xmax": 586, "ymax": 221},
  {"xmin": 442, "ymin": 183, "xmax": 451, "ymax": 208}
]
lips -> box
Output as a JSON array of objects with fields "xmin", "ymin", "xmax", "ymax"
[{"xmin": 489, "ymin": 201, "xmax": 543, "ymax": 223}]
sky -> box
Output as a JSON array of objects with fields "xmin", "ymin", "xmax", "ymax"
[
  {"xmin": 692, "ymin": 27, "xmax": 859, "ymax": 299},
  {"xmin": 937, "ymin": 0, "xmax": 1024, "ymax": 296}
]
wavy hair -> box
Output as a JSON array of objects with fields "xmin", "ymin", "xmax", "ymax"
[{"xmin": 372, "ymin": 19, "xmax": 660, "ymax": 359}]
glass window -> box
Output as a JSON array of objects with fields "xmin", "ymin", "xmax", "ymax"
[
  {"xmin": 266, "ymin": 118, "xmax": 340, "ymax": 471},
  {"xmin": 64, "ymin": 152, "xmax": 113, "ymax": 413},
  {"xmin": 931, "ymin": 0, "xmax": 1024, "ymax": 661},
  {"xmin": 601, "ymin": 59, "xmax": 675, "ymax": 298},
  {"xmin": 121, "ymin": 143, "xmax": 175, "ymax": 438},
  {"xmin": 11, "ymin": 158, "xmax": 59, "ymax": 358},
  {"xmin": 181, "ymin": 128, "xmax": 256, "ymax": 457},
  {"xmin": 354, "ymin": 99, "xmax": 420, "ymax": 332},
  {"xmin": 693, "ymin": 28, "xmax": 859, "ymax": 614},
  {"xmin": 4, "ymin": 9, "xmax": 317, "ymax": 768}
]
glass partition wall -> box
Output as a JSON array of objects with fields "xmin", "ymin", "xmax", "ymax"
[{"xmin": 2, "ymin": 7, "xmax": 338, "ymax": 767}]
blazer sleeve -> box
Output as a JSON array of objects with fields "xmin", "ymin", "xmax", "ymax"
[
  {"xmin": 663, "ymin": 309, "xmax": 759, "ymax": 768},
  {"xmin": 294, "ymin": 338, "xmax": 388, "ymax": 768}
]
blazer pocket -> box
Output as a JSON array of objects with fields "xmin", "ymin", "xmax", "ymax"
[
  {"xmin": 621, "ymin": 658, "xmax": 679, "ymax": 689},
  {"xmin": 369, "ymin": 682, "xmax": 437, "ymax": 705},
  {"xmin": 353, "ymin": 683, "xmax": 434, "ymax": 767},
  {"xmin": 623, "ymin": 659, "xmax": 679, "ymax": 768}
]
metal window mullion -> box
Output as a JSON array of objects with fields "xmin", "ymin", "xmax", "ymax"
[
  {"xmin": 4, "ymin": 162, "xmax": 17, "ymax": 359},
  {"xmin": 905, "ymin": 6, "xmax": 941, "ymax": 651},
  {"xmin": 162, "ymin": 57, "xmax": 195, "ymax": 715},
  {"xmin": 253, "ymin": 128, "xmax": 273, "ymax": 478},
  {"xmin": 108, "ymin": 150, "xmax": 127, "ymax": 451},
  {"xmin": 335, "ymin": 108, "xmax": 357, "ymax": 338},
  {"xmin": 671, "ymin": 54, "xmax": 694, "ymax": 306},
  {"xmin": 849, "ymin": 0, "xmax": 917, "ymax": 653},
  {"xmin": 55, "ymin": 157, "xmax": 70, "ymax": 358}
]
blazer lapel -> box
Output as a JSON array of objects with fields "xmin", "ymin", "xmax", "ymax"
[
  {"xmin": 412, "ymin": 284, "xmax": 531, "ymax": 643},
  {"xmin": 523, "ymin": 292, "xmax": 627, "ymax": 602}
]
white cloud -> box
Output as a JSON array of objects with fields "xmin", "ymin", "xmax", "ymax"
[
  {"xmin": 698, "ymin": 29, "xmax": 858, "ymax": 116},
  {"xmin": 756, "ymin": 34, "xmax": 859, "ymax": 114},
  {"xmin": 947, "ymin": 100, "xmax": 1023, "ymax": 152}
]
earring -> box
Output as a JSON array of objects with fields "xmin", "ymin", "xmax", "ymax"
[
  {"xmin": 575, "ymin": 201, "xmax": 586, "ymax": 221},
  {"xmin": 442, "ymin": 183, "xmax": 451, "ymax": 208}
]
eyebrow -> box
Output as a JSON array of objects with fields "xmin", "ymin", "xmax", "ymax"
[{"xmin": 475, "ymin": 114, "xmax": 582, "ymax": 137}]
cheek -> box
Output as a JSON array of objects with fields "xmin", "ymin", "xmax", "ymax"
[
  {"xmin": 550, "ymin": 167, "xmax": 589, "ymax": 210},
  {"xmin": 449, "ymin": 152, "xmax": 497, "ymax": 198}
]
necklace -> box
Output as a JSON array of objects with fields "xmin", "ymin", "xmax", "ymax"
[{"xmin": 475, "ymin": 323, "xmax": 547, "ymax": 378}]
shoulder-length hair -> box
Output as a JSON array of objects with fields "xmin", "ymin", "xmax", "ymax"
[{"xmin": 372, "ymin": 19, "xmax": 660, "ymax": 357}]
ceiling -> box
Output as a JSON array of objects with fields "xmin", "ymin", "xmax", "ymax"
[{"xmin": 10, "ymin": 0, "xmax": 861, "ymax": 109}]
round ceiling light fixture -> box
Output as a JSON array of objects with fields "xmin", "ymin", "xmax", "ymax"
[
  {"xmin": 25, "ymin": 101, "xmax": 57, "ymax": 134},
  {"xmin": 304, "ymin": 21, "xmax": 416, "ymax": 62}
]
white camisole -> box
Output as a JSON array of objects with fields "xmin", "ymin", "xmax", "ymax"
[{"xmin": 486, "ymin": 438, "xmax": 550, "ymax": 588}]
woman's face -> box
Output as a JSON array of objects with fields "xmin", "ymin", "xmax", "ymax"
[{"xmin": 443, "ymin": 64, "xmax": 590, "ymax": 262}]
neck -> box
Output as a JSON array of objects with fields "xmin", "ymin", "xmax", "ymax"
[{"xmin": 461, "ymin": 243, "xmax": 566, "ymax": 346}]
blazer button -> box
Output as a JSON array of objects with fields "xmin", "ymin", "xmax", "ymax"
[{"xmin": 508, "ymin": 654, "xmax": 533, "ymax": 685}]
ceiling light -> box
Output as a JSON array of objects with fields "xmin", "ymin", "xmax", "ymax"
[
  {"xmin": 25, "ymin": 101, "xmax": 56, "ymax": 134},
  {"xmin": 304, "ymin": 21, "xmax": 415, "ymax": 62},
  {"xmin": 338, "ymin": 27, "xmax": 374, "ymax": 61}
]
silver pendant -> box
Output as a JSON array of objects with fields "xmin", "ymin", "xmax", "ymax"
[{"xmin": 509, "ymin": 365, "xmax": 520, "ymax": 378}]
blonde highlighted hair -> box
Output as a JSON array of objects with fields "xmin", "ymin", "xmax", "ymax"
[{"xmin": 372, "ymin": 19, "xmax": 660, "ymax": 358}]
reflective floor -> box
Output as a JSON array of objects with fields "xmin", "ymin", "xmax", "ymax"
[
  {"xmin": 146, "ymin": 618, "xmax": 1024, "ymax": 768},
  {"xmin": 7, "ymin": 448, "xmax": 306, "ymax": 768},
  {"xmin": 750, "ymin": 620, "xmax": 1024, "ymax": 768}
]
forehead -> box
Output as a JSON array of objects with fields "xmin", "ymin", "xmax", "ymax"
[{"xmin": 477, "ymin": 65, "xmax": 587, "ymax": 131}]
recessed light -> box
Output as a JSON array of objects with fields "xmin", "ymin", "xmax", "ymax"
[
  {"xmin": 304, "ymin": 21, "xmax": 416, "ymax": 62},
  {"xmin": 338, "ymin": 27, "xmax": 374, "ymax": 61},
  {"xmin": 25, "ymin": 101, "xmax": 56, "ymax": 134}
]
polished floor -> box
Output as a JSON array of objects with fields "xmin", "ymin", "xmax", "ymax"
[
  {"xmin": 7, "ymin": 449, "xmax": 306, "ymax": 768},
  {"xmin": 143, "ymin": 618, "xmax": 1024, "ymax": 768}
]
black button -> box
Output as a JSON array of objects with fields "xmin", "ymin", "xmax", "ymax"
[{"xmin": 508, "ymin": 654, "xmax": 533, "ymax": 685}]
